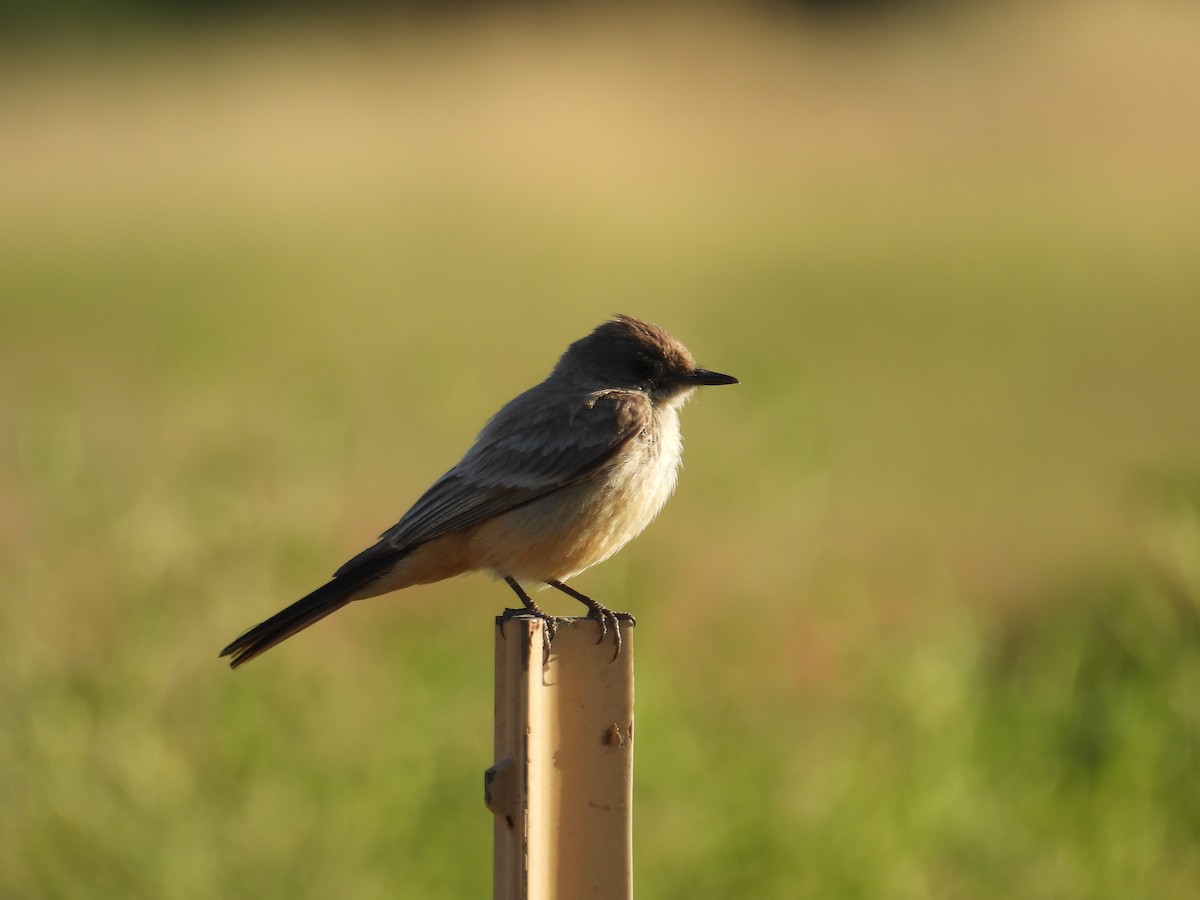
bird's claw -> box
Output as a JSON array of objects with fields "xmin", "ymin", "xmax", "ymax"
[
  {"xmin": 499, "ymin": 605, "xmax": 563, "ymax": 663},
  {"xmin": 586, "ymin": 604, "xmax": 636, "ymax": 662},
  {"xmin": 541, "ymin": 579, "xmax": 636, "ymax": 662}
]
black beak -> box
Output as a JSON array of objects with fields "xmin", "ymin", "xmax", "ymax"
[{"xmin": 684, "ymin": 367, "xmax": 739, "ymax": 386}]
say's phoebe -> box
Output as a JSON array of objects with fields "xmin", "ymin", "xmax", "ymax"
[{"xmin": 220, "ymin": 314, "xmax": 737, "ymax": 667}]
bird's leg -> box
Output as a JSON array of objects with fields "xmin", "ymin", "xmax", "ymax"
[
  {"xmin": 502, "ymin": 576, "xmax": 561, "ymax": 657},
  {"xmin": 545, "ymin": 580, "xmax": 635, "ymax": 661}
]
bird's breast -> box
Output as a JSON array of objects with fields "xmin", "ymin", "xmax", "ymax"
[{"xmin": 471, "ymin": 406, "xmax": 684, "ymax": 582}]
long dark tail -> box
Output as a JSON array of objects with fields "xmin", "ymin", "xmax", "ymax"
[{"xmin": 220, "ymin": 552, "xmax": 404, "ymax": 669}]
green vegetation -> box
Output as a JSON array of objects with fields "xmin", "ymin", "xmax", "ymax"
[{"xmin": 3, "ymin": 4, "xmax": 1199, "ymax": 897}]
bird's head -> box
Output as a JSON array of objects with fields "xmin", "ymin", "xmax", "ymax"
[{"xmin": 556, "ymin": 314, "xmax": 738, "ymax": 403}]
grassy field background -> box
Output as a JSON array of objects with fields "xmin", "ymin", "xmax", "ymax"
[{"xmin": 3, "ymin": 3, "xmax": 1200, "ymax": 897}]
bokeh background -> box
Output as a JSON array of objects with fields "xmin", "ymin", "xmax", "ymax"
[{"xmin": 3, "ymin": 1, "xmax": 1200, "ymax": 897}]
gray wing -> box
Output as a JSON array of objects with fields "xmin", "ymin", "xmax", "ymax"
[{"xmin": 333, "ymin": 387, "xmax": 650, "ymax": 576}]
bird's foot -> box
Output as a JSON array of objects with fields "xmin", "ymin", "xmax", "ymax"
[
  {"xmin": 585, "ymin": 603, "xmax": 636, "ymax": 662},
  {"xmin": 545, "ymin": 580, "xmax": 635, "ymax": 661},
  {"xmin": 501, "ymin": 579, "xmax": 562, "ymax": 662}
]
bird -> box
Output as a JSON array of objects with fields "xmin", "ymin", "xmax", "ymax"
[{"xmin": 220, "ymin": 314, "xmax": 738, "ymax": 668}]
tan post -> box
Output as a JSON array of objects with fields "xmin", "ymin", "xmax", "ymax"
[{"xmin": 485, "ymin": 615, "xmax": 635, "ymax": 900}]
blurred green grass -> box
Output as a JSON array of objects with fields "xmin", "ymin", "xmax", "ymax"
[{"xmin": 3, "ymin": 3, "xmax": 1200, "ymax": 898}]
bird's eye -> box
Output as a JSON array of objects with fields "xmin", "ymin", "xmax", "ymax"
[{"xmin": 629, "ymin": 357, "xmax": 656, "ymax": 381}]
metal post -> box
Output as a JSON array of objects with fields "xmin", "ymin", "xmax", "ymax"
[{"xmin": 486, "ymin": 615, "xmax": 635, "ymax": 900}]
